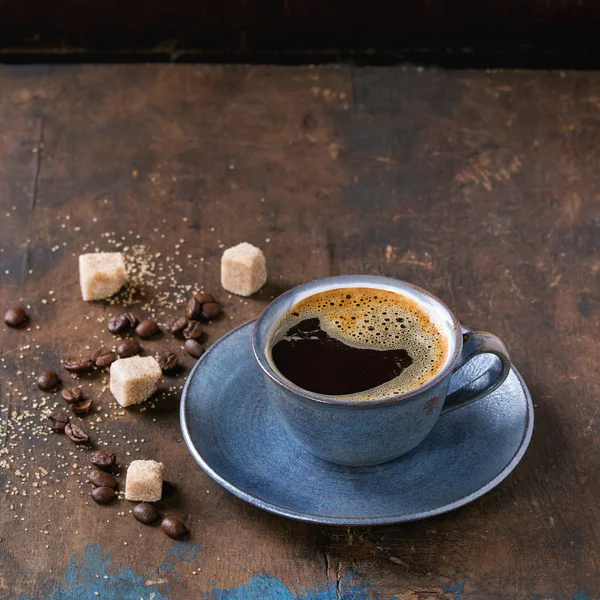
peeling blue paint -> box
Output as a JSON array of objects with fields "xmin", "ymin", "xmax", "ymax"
[
  {"xmin": 17, "ymin": 542, "xmax": 168, "ymax": 600},
  {"xmin": 14, "ymin": 542, "xmax": 595, "ymax": 600},
  {"xmin": 156, "ymin": 540, "xmax": 202, "ymax": 577},
  {"xmin": 203, "ymin": 572, "xmax": 374, "ymax": 600},
  {"xmin": 445, "ymin": 577, "xmax": 469, "ymax": 600}
]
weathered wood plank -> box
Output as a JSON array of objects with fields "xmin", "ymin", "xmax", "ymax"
[{"xmin": 0, "ymin": 64, "xmax": 599, "ymax": 599}]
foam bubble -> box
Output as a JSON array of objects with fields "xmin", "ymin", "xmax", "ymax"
[{"xmin": 271, "ymin": 287, "xmax": 448, "ymax": 400}]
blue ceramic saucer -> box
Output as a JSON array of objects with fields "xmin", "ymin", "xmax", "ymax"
[{"xmin": 180, "ymin": 320, "xmax": 533, "ymax": 525}]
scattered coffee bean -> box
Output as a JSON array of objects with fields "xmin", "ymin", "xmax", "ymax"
[
  {"xmin": 90, "ymin": 450, "xmax": 116, "ymax": 470},
  {"xmin": 135, "ymin": 319, "xmax": 159, "ymax": 338},
  {"xmin": 91, "ymin": 486, "xmax": 116, "ymax": 505},
  {"xmin": 184, "ymin": 339, "xmax": 205, "ymax": 359},
  {"xmin": 193, "ymin": 292, "xmax": 214, "ymax": 305},
  {"xmin": 63, "ymin": 357, "xmax": 94, "ymax": 374},
  {"xmin": 133, "ymin": 503, "xmax": 161, "ymax": 524},
  {"xmin": 165, "ymin": 316, "xmax": 187, "ymax": 336},
  {"xmin": 108, "ymin": 314, "xmax": 130, "ymax": 334},
  {"xmin": 108, "ymin": 312, "xmax": 138, "ymax": 334},
  {"xmin": 64, "ymin": 423, "xmax": 89, "ymax": 443},
  {"xmin": 89, "ymin": 469, "xmax": 118, "ymax": 489},
  {"xmin": 187, "ymin": 296, "xmax": 202, "ymax": 320},
  {"xmin": 116, "ymin": 339, "xmax": 141, "ymax": 358},
  {"xmin": 183, "ymin": 320, "xmax": 203, "ymax": 340},
  {"xmin": 124, "ymin": 313, "xmax": 139, "ymax": 328},
  {"xmin": 93, "ymin": 348, "xmax": 116, "ymax": 368},
  {"xmin": 156, "ymin": 351, "xmax": 179, "ymax": 374},
  {"xmin": 70, "ymin": 398, "xmax": 93, "ymax": 414},
  {"xmin": 4, "ymin": 306, "xmax": 28, "ymax": 327},
  {"xmin": 47, "ymin": 411, "xmax": 70, "ymax": 431},
  {"xmin": 37, "ymin": 370, "xmax": 60, "ymax": 392},
  {"xmin": 62, "ymin": 386, "xmax": 83, "ymax": 403},
  {"xmin": 201, "ymin": 302, "xmax": 222, "ymax": 321},
  {"xmin": 161, "ymin": 517, "xmax": 188, "ymax": 539}
]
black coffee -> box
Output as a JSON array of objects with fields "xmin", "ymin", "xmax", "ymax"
[{"xmin": 270, "ymin": 288, "xmax": 447, "ymax": 400}]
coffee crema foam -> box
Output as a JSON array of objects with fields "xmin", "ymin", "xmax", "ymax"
[{"xmin": 270, "ymin": 287, "xmax": 448, "ymax": 400}]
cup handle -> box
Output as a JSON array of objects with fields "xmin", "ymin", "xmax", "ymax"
[{"xmin": 441, "ymin": 330, "xmax": 511, "ymax": 414}]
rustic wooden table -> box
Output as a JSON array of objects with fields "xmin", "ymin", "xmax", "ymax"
[{"xmin": 0, "ymin": 64, "xmax": 598, "ymax": 600}]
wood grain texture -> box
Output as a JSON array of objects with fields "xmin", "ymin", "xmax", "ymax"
[{"xmin": 0, "ymin": 64, "xmax": 599, "ymax": 599}]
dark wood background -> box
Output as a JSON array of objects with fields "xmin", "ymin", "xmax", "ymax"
[
  {"xmin": 2, "ymin": 1, "xmax": 600, "ymax": 66},
  {"xmin": 1, "ymin": 64, "xmax": 599, "ymax": 599}
]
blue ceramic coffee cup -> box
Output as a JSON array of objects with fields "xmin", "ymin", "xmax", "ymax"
[{"xmin": 252, "ymin": 275, "xmax": 511, "ymax": 466}]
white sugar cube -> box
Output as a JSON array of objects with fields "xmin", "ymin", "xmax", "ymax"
[
  {"xmin": 79, "ymin": 252, "xmax": 127, "ymax": 301},
  {"xmin": 125, "ymin": 460, "xmax": 163, "ymax": 502},
  {"xmin": 221, "ymin": 242, "xmax": 267, "ymax": 297},
  {"xmin": 109, "ymin": 356, "xmax": 162, "ymax": 408}
]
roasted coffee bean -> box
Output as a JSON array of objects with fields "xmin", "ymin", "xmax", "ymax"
[
  {"xmin": 193, "ymin": 292, "xmax": 214, "ymax": 305},
  {"xmin": 125, "ymin": 313, "xmax": 138, "ymax": 327},
  {"xmin": 135, "ymin": 319, "xmax": 159, "ymax": 338},
  {"xmin": 62, "ymin": 386, "xmax": 83, "ymax": 404},
  {"xmin": 63, "ymin": 357, "xmax": 94, "ymax": 374},
  {"xmin": 156, "ymin": 351, "xmax": 179, "ymax": 374},
  {"xmin": 64, "ymin": 423, "xmax": 89, "ymax": 443},
  {"xmin": 70, "ymin": 398, "xmax": 93, "ymax": 415},
  {"xmin": 108, "ymin": 314, "xmax": 130, "ymax": 334},
  {"xmin": 4, "ymin": 306, "xmax": 28, "ymax": 327},
  {"xmin": 133, "ymin": 502, "xmax": 161, "ymax": 524},
  {"xmin": 47, "ymin": 411, "xmax": 69, "ymax": 431},
  {"xmin": 109, "ymin": 313, "xmax": 138, "ymax": 333},
  {"xmin": 165, "ymin": 316, "xmax": 187, "ymax": 336},
  {"xmin": 201, "ymin": 302, "xmax": 222, "ymax": 321},
  {"xmin": 161, "ymin": 517, "xmax": 188, "ymax": 539},
  {"xmin": 116, "ymin": 339, "xmax": 141, "ymax": 358},
  {"xmin": 93, "ymin": 348, "xmax": 116, "ymax": 368},
  {"xmin": 91, "ymin": 486, "xmax": 115, "ymax": 505},
  {"xmin": 37, "ymin": 370, "xmax": 60, "ymax": 391},
  {"xmin": 183, "ymin": 320, "xmax": 203, "ymax": 340},
  {"xmin": 89, "ymin": 469, "xmax": 118, "ymax": 489},
  {"xmin": 184, "ymin": 339, "xmax": 205, "ymax": 359},
  {"xmin": 90, "ymin": 450, "xmax": 116, "ymax": 470},
  {"xmin": 187, "ymin": 296, "xmax": 202, "ymax": 320}
]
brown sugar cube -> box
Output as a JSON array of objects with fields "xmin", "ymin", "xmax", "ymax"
[
  {"xmin": 79, "ymin": 252, "xmax": 127, "ymax": 301},
  {"xmin": 125, "ymin": 460, "xmax": 164, "ymax": 502},
  {"xmin": 109, "ymin": 356, "xmax": 162, "ymax": 408},
  {"xmin": 221, "ymin": 242, "xmax": 267, "ymax": 297}
]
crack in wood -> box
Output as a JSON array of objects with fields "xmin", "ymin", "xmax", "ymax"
[
  {"xmin": 335, "ymin": 560, "xmax": 342, "ymax": 600},
  {"xmin": 322, "ymin": 550, "xmax": 331, "ymax": 580}
]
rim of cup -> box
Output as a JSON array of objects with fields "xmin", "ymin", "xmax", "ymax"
[{"xmin": 252, "ymin": 275, "xmax": 462, "ymax": 408}]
